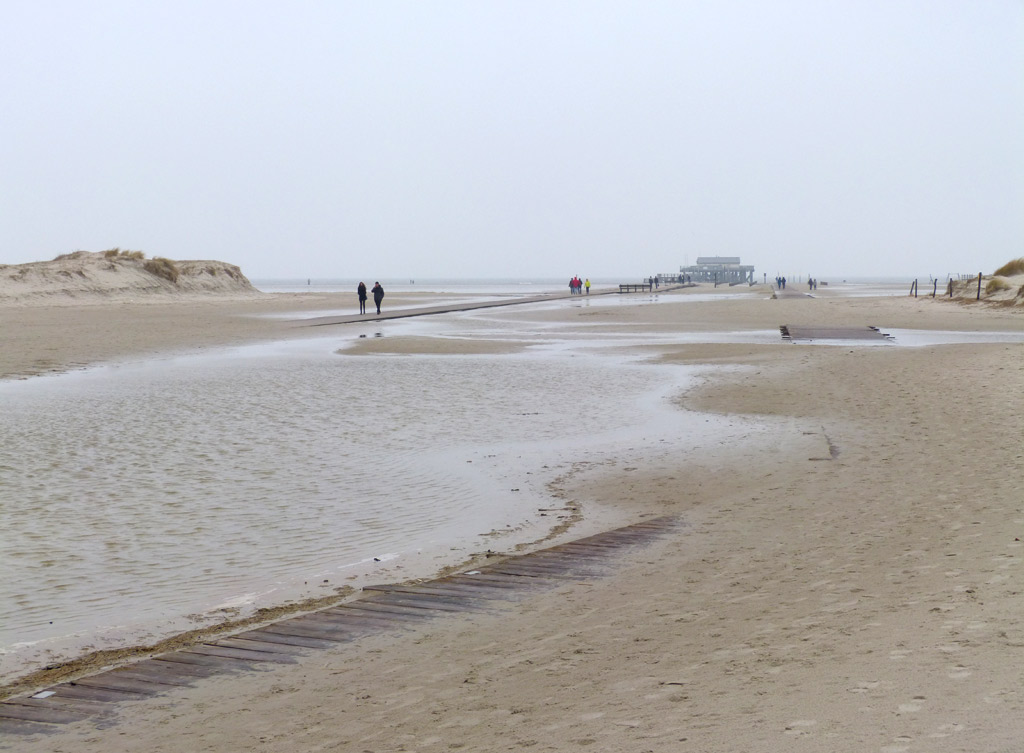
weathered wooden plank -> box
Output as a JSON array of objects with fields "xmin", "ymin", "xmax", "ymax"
[
  {"xmin": 481, "ymin": 564, "xmax": 576, "ymax": 579},
  {"xmin": 153, "ymin": 652, "xmax": 255, "ymax": 670},
  {"xmin": 183, "ymin": 645, "xmax": 295, "ymax": 664},
  {"xmin": 555, "ymin": 536, "xmax": 635, "ymax": 547},
  {"xmin": 316, "ymin": 609, "xmax": 415, "ymax": 629},
  {"xmin": 363, "ymin": 589, "xmax": 490, "ymax": 607},
  {"xmin": 146, "ymin": 657, "xmax": 222, "ymax": 676},
  {"xmin": 442, "ymin": 573, "xmax": 538, "ymax": 588},
  {"xmin": 413, "ymin": 582, "xmax": 526, "ymax": 600},
  {"xmin": 425, "ymin": 576, "xmax": 524, "ymax": 591},
  {"xmin": 0, "ymin": 513, "xmax": 683, "ymax": 732},
  {"xmin": 487, "ymin": 559, "xmax": 597, "ymax": 574},
  {"xmin": 51, "ymin": 684, "xmax": 142, "ymax": 703},
  {"xmin": 213, "ymin": 637, "xmax": 310, "ymax": 656},
  {"xmin": 332, "ymin": 602, "xmax": 436, "ymax": 620},
  {"xmin": 362, "ymin": 583, "xmax": 509, "ymax": 600},
  {"xmin": 72, "ymin": 675, "xmax": 165, "ymax": 697},
  {"xmin": 544, "ymin": 543, "xmax": 626, "ymax": 555},
  {"xmin": 106, "ymin": 667, "xmax": 197, "ymax": 687},
  {"xmin": 519, "ymin": 548, "xmax": 614, "ymax": 562},
  {"xmin": 6, "ymin": 695, "xmax": 114, "ymax": 718},
  {"xmin": 235, "ymin": 629, "xmax": 339, "ymax": 650},
  {"xmin": 362, "ymin": 594, "xmax": 489, "ymax": 613},
  {"xmin": 0, "ymin": 702, "xmax": 89, "ymax": 725},
  {"xmin": 328, "ymin": 605, "xmax": 426, "ymax": 623},
  {"xmin": 291, "ymin": 614, "xmax": 379, "ymax": 635},
  {"xmin": 579, "ymin": 530, "xmax": 662, "ymax": 542},
  {"xmin": 281, "ymin": 614, "xmax": 370, "ymax": 633},
  {"xmin": 630, "ymin": 516, "xmax": 679, "ymax": 527},
  {"xmin": 0, "ymin": 715, "xmax": 64, "ymax": 735},
  {"xmin": 257, "ymin": 622, "xmax": 356, "ymax": 643},
  {"xmin": 515, "ymin": 553, "xmax": 610, "ymax": 569},
  {"xmin": 443, "ymin": 571, "xmax": 529, "ymax": 584},
  {"xmin": 440, "ymin": 575, "xmax": 533, "ymax": 591}
]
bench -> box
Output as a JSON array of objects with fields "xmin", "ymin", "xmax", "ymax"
[{"xmin": 619, "ymin": 283, "xmax": 653, "ymax": 293}]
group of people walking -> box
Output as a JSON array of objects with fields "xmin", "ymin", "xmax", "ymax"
[
  {"xmin": 569, "ymin": 276, "xmax": 590, "ymax": 295},
  {"xmin": 356, "ymin": 281, "xmax": 384, "ymax": 315}
]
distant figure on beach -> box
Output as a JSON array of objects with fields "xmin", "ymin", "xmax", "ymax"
[
  {"xmin": 372, "ymin": 281, "xmax": 384, "ymax": 314},
  {"xmin": 585, "ymin": 278, "xmax": 590, "ymax": 294},
  {"xmin": 357, "ymin": 281, "xmax": 367, "ymax": 315}
]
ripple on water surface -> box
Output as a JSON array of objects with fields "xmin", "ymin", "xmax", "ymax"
[{"xmin": 0, "ymin": 339, "xmax": 677, "ymax": 681}]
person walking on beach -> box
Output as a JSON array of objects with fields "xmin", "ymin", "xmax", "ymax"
[
  {"xmin": 357, "ymin": 281, "xmax": 367, "ymax": 315},
  {"xmin": 585, "ymin": 278, "xmax": 590, "ymax": 294},
  {"xmin": 371, "ymin": 281, "xmax": 384, "ymax": 314}
]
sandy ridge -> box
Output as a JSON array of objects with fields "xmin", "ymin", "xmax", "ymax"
[{"xmin": 0, "ymin": 250, "xmax": 258, "ymax": 304}]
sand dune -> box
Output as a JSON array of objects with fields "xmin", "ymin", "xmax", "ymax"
[
  {"xmin": 948, "ymin": 272, "xmax": 1024, "ymax": 305},
  {"xmin": 0, "ymin": 250, "xmax": 258, "ymax": 303}
]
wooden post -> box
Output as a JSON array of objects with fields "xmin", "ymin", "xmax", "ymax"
[
  {"xmin": 932, "ymin": 279, "xmax": 938, "ymax": 297},
  {"xmin": 947, "ymin": 279, "xmax": 953, "ymax": 297},
  {"xmin": 977, "ymin": 272, "xmax": 982, "ymax": 300},
  {"xmin": 910, "ymin": 280, "xmax": 917, "ymax": 297}
]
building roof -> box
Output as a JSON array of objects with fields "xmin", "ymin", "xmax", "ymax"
[{"xmin": 694, "ymin": 256, "xmax": 742, "ymax": 265}]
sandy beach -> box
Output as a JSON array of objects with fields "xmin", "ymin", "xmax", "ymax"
[{"xmin": 3, "ymin": 282, "xmax": 1024, "ymax": 752}]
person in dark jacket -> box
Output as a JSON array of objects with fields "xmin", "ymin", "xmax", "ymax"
[
  {"xmin": 357, "ymin": 281, "xmax": 367, "ymax": 315},
  {"xmin": 371, "ymin": 281, "xmax": 384, "ymax": 314}
]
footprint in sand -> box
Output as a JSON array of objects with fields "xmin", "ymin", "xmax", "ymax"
[
  {"xmin": 881, "ymin": 736, "xmax": 913, "ymax": 753},
  {"xmin": 898, "ymin": 695, "xmax": 926, "ymax": 713},
  {"xmin": 848, "ymin": 680, "xmax": 880, "ymax": 693},
  {"xmin": 928, "ymin": 722, "xmax": 965, "ymax": 738},
  {"xmin": 783, "ymin": 720, "xmax": 817, "ymax": 736},
  {"xmin": 948, "ymin": 666, "xmax": 972, "ymax": 679}
]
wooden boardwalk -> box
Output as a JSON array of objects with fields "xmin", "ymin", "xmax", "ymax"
[
  {"xmin": 299, "ymin": 285, "xmax": 683, "ymax": 328},
  {"xmin": 0, "ymin": 516, "xmax": 682, "ymax": 736},
  {"xmin": 780, "ymin": 324, "xmax": 893, "ymax": 342}
]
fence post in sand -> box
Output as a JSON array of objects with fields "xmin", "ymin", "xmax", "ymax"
[
  {"xmin": 932, "ymin": 279, "xmax": 937, "ymax": 297},
  {"xmin": 909, "ymin": 279, "xmax": 917, "ymax": 297},
  {"xmin": 947, "ymin": 279, "xmax": 953, "ymax": 297},
  {"xmin": 977, "ymin": 273, "xmax": 982, "ymax": 300}
]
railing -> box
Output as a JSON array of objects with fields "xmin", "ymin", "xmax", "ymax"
[{"xmin": 914, "ymin": 273, "xmax": 984, "ymax": 299}]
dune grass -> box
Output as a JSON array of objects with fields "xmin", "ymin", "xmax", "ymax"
[
  {"xmin": 143, "ymin": 257, "xmax": 180, "ymax": 283},
  {"xmin": 994, "ymin": 258, "xmax": 1024, "ymax": 277},
  {"xmin": 985, "ymin": 277, "xmax": 1010, "ymax": 295}
]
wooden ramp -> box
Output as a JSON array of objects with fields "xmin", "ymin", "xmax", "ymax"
[
  {"xmin": 780, "ymin": 324, "xmax": 893, "ymax": 342},
  {"xmin": 0, "ymin": 516, "xmax": 681, "ymax": 736}
]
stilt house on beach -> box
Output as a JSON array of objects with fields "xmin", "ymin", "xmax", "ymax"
[{"xmin": 678, "ymin": 256, "xmax": 755, "ymax": 284}]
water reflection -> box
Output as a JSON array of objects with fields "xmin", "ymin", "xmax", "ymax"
[{"xmin": 0, "ymin": 322, "xmax": 699, "ymax": 681}]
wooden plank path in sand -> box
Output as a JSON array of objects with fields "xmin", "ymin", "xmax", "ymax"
[
  {"xmin": 298, "ymin": 286, "xmax": 684, "ymax": 328},
  {"xmin": 0, "ymin": 516, "xmax": 682, "ymax": 736},
  {"xmin": 780, "ymin": 324, "xmax": 893, "ymax": 342}
]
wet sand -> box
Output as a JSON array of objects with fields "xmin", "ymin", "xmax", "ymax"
[{"xmin": 4, "ymin": 285, "xmax": 1024, "ymax": 751}]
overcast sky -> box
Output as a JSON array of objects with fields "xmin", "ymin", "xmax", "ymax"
[{"xmin": 1, "ymin": 1, "xmax": 1021, "ymax": 280}]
